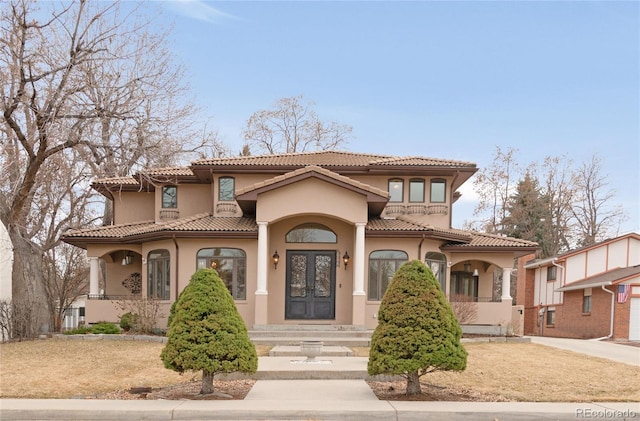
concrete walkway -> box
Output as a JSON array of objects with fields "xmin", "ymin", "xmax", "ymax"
[
  {"xmin": 528, "ymin": 336, "xmax": 640, "ymax": 366},
  {"xmin": 1, "ymin": 338, "xmax": 639, "ymax": 420}
]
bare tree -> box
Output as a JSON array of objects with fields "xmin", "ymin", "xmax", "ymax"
[
  {"xmin": 472, "ymin": 146, "xmax": 521, "ymax": 234},
  {"xmin": 571, "ymin": 155, "xmax": 626, "ymax": 246},
  {"xmin": 243, "ymin": 95, "xmax": 352, "ymax": 154},
  {"xmin": 0, "ymin": 0, "xmax": 222, "ymax": 336}
]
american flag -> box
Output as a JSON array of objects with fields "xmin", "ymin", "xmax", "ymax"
[{"xmin": 617, "ymin": 284, "xmax": 630, "ymax": 303}]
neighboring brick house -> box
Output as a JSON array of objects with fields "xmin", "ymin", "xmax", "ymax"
[
  {"xmin": 519, "ymin": 233, "xmax": 640, "ymax": 340},
  {"xmin": 62, "ymin": 151, "xmax": 538, "ymax": 332}
]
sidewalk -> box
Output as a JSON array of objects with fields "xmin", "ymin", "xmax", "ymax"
[
  {"xmin": 528, "ymin": 336, "xmax": 640, "ymax": 366},
  {"xmin": 1, "ymin": 340, "xmax": 639, "ymax": 420}
]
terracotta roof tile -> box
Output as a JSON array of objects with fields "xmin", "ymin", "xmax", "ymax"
[
  {"xmin": 92, "ymin": 176, "xmax": 138, "ymax": 186},
  {"xmin": 366, "ymin": 217, "xmax": 472, "ymax": 241},
  {"xmin": 236, "ymin": 165, "xmax": 389, "ymax": 198},
  {"xmin": 138, "ymin": 166, "xmax": 194, "ymax": 177},
  {"xmin": 443, "ymin": 232, "xmax": 539, "ymax": 248},
  {"xmin": 63, "ymin": 214, "xmax": 258, "ymax": 241},
  {"xmin": 193, "ymin": 150, "xmax": 475, "ymax": 168}
]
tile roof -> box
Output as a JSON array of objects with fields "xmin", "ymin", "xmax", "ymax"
[
  {"xmin": 235, "ymin": 165, "xmax": 389, "ymax": 198},
  {"xmin": 137, "ymin": 166, "xmax": 194, "ymax": 177},
  {"xmin": 442, "ymin": 231, "xmax": 539, "ymax": 249},
  {"xmin": 62, "ymin": 214, "xmax": 258, "ymax": 245},
  {"xmin": 193, "ymin": 150, "xmax": 475, "ymax": 168},
  {"xmin": 366, "ymin": 216, "xmax": 473, "ymax": 241},
  {"xmin": 556, "ymin": 265, "xmax": 640, "ymax": 292},
  {"xmin": 92, "ymin": 176, "xmax": 138, "ymax": 186}
]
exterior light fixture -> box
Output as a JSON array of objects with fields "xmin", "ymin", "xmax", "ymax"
[
  {"xmin": 464, "ymin": 262, "xmax": 471, "ymax": 273},
  {"xmin": 272, "ymin": 251, "xmax": 280, "ymax": 269},
  {"xmin": 342, "ymin": 252, "xmax": 350, "ymax": 270},
  {"xmin": 472, "ymin": 268, "xmax": 479, "ymax": 277},
  {"xmin": 122, "ymin": 252, "xmax": 133, "ymax": 266}
]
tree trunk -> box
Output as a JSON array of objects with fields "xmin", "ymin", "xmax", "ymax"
[
  {"xmin": 406, "ymin": 370, "xmax": 422, "ymax": 395},
  {"xmin": 9, "ymin": 226, "xmax": 50, "ymax": 337},
  {"xmin": 200, "ymin": 371, "xmax": 214, "ymax": 394}
]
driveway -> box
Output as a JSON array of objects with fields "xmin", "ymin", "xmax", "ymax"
[{"xmin": 528, "ymin": 336, "xmax": 640, "ymax": 366}]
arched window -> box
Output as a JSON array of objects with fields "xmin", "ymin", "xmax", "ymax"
[
  {"xmin": 147, "ymin": 250, "xmax": 170, "ymax": 300},
  {"xmin": 218, "ymin": 176, "xmax": 235, "ymax": 201},
  {"xmin": 197, "ymin": 248, "xmax": 246, "ymax": 300},
  {"xmin": 425, "ymin": 251, "xmax": 446, "ymax": 292},
  {"xmin": 286, "ymin": 223, "xmax": 337, "ymax": 243},
  {"xmin": 368, "ymin": 250, "xmax": 408, "ymax": 301},
  {"xmin": 388, "ymin": 178, "xmax": 404, "ymax": 202}
]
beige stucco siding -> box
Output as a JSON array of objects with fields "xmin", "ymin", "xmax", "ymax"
[
  {"xmin": 155, "ymin": 184, "xmax": 212, "ymax": 221},
  {"xmin": 256, "ymin": 178, "xmax": 368, "ymax": 224},
  {"xmin": 113, "ymin": 192, "xmax": 154, "ymax": 224}
]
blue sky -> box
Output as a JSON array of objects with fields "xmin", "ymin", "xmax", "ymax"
[{"xmin": 154, "ymin": 1, "xmax": 639, "ymax": 233}]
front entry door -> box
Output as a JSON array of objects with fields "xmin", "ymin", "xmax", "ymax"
[{"xmin": 285, "ymin": 250, "xmax": 336, "ymax": 319}]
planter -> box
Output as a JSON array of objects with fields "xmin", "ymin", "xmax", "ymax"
[{"xmin": 300, "ymin": 340, "xmax": 323, "ymax": 360}]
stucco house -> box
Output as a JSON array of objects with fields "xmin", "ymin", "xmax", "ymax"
[
  {"xmin": 62, "ymin": 151, "xmax": 538, "ymax": 333},
  {"xmin": 518, "ymin": 232, "xmax": 640, "ymax": 340}
]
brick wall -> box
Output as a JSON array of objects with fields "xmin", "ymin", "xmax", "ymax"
[
  {"xmin": 613, "ymin": 296, "xmax": 631, "ymax": 340},
  {"xmin": 542, "ymin": 287, "xmax": 613, "ymax": 339},
  {"xmin": 517, "ymin": 254, "xmax": 538, "ymax": 336}
]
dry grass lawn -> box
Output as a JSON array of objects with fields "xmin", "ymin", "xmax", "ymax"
[{"xmin": 1, "ymin": 338, "xmax": 638, "ymax": 402}]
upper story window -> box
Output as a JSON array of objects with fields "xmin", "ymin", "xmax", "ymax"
[
  {"xmin": 409, "ymin": 179, "xmax": 425, "ymax": 202},
  {"xmin": 368, "ymin": 250, "xmax": 408, "ymax": 301},
  {"xmin": 219, "ymin": 177, "xmax": 235, "ymax": 201},
  {"xmin": 147, "ymin": 249, "xmax": 170, "ymax": 300},
  {"xmin": 425, "ymin": 251, "xmax": 446, "ymax": 292},
  {"xmin": 162, "ymin": 186, "xmax": 177, "ymax": 208},
  {"xmin": 547, "ymin": 266, "xmax": 557, "ymax": 281},
  {"xmin": 430, "ymin": 179, "xmax": 446, "ymax": 203},
  {"xmin": 197, "ymin": 248, "xmax": 246, "ymax": 300},
  {"xmin": 388, "ymin": 179, "xmax": 403, "ymax": 202},
  {"xmin": 286, "ymin": 223, "xmax": 337, "ymax": 243}
]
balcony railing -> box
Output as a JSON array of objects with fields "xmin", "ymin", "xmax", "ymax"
[
  {"xmin": 216, "ymin": 203, "xmax": 237, "ymax": 214},
  {"xmin": 159, "ymin": 210, "xmax": 179, "ymax": 220},
  {"xmin": 88, "ymin": 294, "xmax": 140, "ymax": 300},
  {"xmin": 449, "ymin": 296, "xmax": 502, "ymax": 303},
  {"xmin": 384, "ymin": 204, "xmax": 448, "ymax": 216}
]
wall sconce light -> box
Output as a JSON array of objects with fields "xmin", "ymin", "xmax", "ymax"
[
  {"xmin": 272, "ymin": 251, "xmax": 280, "ymax": 269},
  {"xmin": 472, "ymin": 268, "xmax": 479, "ymax": 277},
  {"xmin": 121, "ymin": 252, "xmax": 133, "ymax": 266},
  {"xmin": 464, "ymin": 261, "xmax": 471, "ymax": 273},
  {"xmin": 342, "ymin": 252, "xmax": 350, "ymax": 270}
]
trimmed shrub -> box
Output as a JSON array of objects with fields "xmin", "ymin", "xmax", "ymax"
[
  {"xmin": 367, "ymin": 260, "xmax": 468, "ymax": 395},
  {"xmin": 90, "ymin": 322, "xmax": 120, "ymax": 334},
  {"xmin": 160, "ymin": 269, "xmax": 257, "ymax": 394},
  {"xmin": 119, "ymin": 312, "xmax": 136, "ymax": 332}
]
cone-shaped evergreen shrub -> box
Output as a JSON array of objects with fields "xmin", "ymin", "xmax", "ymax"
[
  {"xmin": 161, "ymin": 269, "xmax": 257, "ymax": 394},
  {"xmin": 367, "ymin": 260, "xmax": 467, "ymax": 395}
]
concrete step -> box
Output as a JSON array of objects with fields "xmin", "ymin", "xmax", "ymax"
[
  {"xmin": 251, "ymin": 336, "xmax": 371, "ymax": 347},
  {"xmin": 269, "ymin": 345, "xmax": 354, "ymax": 357},
  {"xmin": 249, "ymin": 330, "xmax": 373, "ymax": 338}
]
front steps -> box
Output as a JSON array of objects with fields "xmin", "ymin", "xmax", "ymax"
[{"xmin": 249, "ymin": 324, "xmax": 373, "ymax": 348}]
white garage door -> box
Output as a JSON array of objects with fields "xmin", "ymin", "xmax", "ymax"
[{"xmin": 630, "ymin": 298, "xmax": 640, "ymax": 341}]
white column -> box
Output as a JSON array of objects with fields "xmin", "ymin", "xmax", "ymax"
[
  {"xmin": 501, "ymin": 267, "xmax": 513, "ymax": 301},
  {"xmin": 353, "ymin": 223, "xmax": 366, "ymax": 295},
  {"xmin": 256, "ymin": 222, "xmax": 268, "ymax": 295},
  {"xmin": 89, "ymin": 257, "xmax": 100, "ymax": 296}
]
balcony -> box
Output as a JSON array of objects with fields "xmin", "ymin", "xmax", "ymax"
[
  {"xmin": 159, "ymin": 210, "xmax": 179, "ymax": 220},
  {"xmin": 216, "ymin": 202, "xmax": 238, "ymax": 214},
  {"xmin": 383, "ymin": 204, "xmax": 448, "ymax": 217}
]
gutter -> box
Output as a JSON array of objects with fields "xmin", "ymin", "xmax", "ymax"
[{"xmin": 592, "ymin": 286, "xmax": 615, "ymax": 341}]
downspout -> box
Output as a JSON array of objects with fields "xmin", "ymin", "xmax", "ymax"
[
  {"xmin": 592, "ymin": 286, "xmax": 614, "ymax": 341},
  {"xmin": 417, "ymin": 234, "xmax": 425, "ymax": 261},
  {"xmin": 210, "ymin": 169, "xmax": 215, "ymax": 215},
  {"xmin": 172, "ymin": 235, "xmax": 180, "ymax": 301}
]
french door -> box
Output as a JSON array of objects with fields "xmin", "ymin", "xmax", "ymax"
[{"xmin": 285, "ymin": 250, "xmax": 336, "ymax": 319}]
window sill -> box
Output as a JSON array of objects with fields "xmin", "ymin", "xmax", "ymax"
[{"xmin": 582, "ymin": 312, "xmax": 591, "ymax": 316}]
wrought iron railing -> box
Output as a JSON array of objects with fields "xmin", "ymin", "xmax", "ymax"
[
  {"xmin": 449, "ymin": 296, "xmax": 502, "ymax": 303},
  {"xmin": 87, "ymin": 294, "xmax": 140, "ymax": 300}
]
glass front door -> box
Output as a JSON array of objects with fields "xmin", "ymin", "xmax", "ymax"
[{"xmin": 285, "ymin": 250, "xmax": 336, "ymax": 319}]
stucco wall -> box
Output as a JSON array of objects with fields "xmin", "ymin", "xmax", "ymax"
[{"xmin": 112, "ymin": 191, "xmax": 154, "ymax": 224}]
